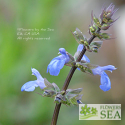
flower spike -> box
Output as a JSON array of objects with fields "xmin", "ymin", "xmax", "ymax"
[{"xmin": 99, "ymin": 3, "xmax": 119, "ymax": 24}]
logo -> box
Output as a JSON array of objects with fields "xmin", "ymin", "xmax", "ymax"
[{"xmin": 79, "ymin": 104, "xmax": 121, "ymax": 120}]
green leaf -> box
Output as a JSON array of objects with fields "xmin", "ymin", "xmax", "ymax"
[
  {"xmin": 66, "ymin": 88, "xmax": 83, "ymax": 95},
  {"xmin": 72, "ymin": 28, "xmax": 87, "ymax": 44},
  {"xmin": 66, "ymin": 52, "xmax": 74, "ymax": 61},
  {"xmin": 52, "ymin": 83, "xmax": 60, "ymax": 93},
  {"xmin": 89, "ymin": 41, "xmax": 103, "ymax": 53},
  {"xmin": 42, "ymin": 90, "xmax": 56, "ymax": 97},
  {"xmin": 84, "ymin": 63, "xmax": 98, "ymax": 69},
  {"xmin": 70, "ymin": 96, "xmax": 78, "ymax": 105},
  {"xmin": 75, "ymin": 94, "xmax": 83, "ymax": 101},
  {"xmin": 93, "ymin": 16, "xmax": 101, "ymax": 28},
  {"xmin": 90, "ymin": 41, "xmax": 103, "ymax": 48},
  {"xmin": 54, "ymin": 94, "xmax": 71, "ymax": 106},
  {"xmin": 54, "ymin": 88, "xmax": 83, "ymax": 106},
  {"xmin": 90, "ymin": 45, "xmax": 98, "ymax": 53},
  {"xmin": 101, "ymin": 23, "xmax": 111, "ymax": 30},
  {"xmin": 44, "ymin": 78, "xmax": 55, "ymax": 90},
  {"xmin": 43, "ymin": 79, "xmax": 60, "ymax": 97},
  {"xmin": 65, "ymin": 88, "xmax": 83, "ymax": 105},
  {"xmin": 100, "ymin": 33, "xmax": 111, "ymax": 39}
]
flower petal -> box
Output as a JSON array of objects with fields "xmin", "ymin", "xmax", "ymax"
[
  {"xmin": 59, "ymin": 48, "xmax": 66, "ymax": 55},
  {"xmin": 81, "ymin": 55, "xmax": 90, "ymax": 63},
  {"xmin": 21, "ymin": 80, "xmax": 38, "ymax": 92},
  {"xmin": 99, "ymin": 65, "xmax": 116, "ymax": 72},
  {"xmin": 100, "ymin": 72, "xmax": 111, "ymax": 91},
  {"xmin": 77, "ymin": 44, "xmax": 90, "ymax": 63},
  {"xmin": 92, "ymin": 65, "xmax": 116, "ymax": 75},
  {"xmin": 21, "ymin": 68, "xmax": 46, "ymax": 92},
  {"xmin": 37, "ymin": 80, "xmax": 46, "ymax": 89},
  {"xmin": 47, "ymin": 57, "xmax": 65, "ymax": 76},
  {"xmin": 92, "ymin": 66, "xmax": 102, "ymax": 75},
  {"xmin": 31, "ymin": 68, "xmax": 44, "ymax": 81},
  {"xmin": 77, "ymin": 44, "xmax": 84, "ymax": 51}
]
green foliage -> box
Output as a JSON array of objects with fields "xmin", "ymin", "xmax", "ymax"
[
  {"xmin": 89, "ymin": 41, "xmax": 103, "ymax": 53},
  {"xmin": 43, "ymin": 79, "xmax": 83, "ymax": 106}
]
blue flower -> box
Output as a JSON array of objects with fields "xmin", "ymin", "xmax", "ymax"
[
  {"xmin": 47, "ymin": 48, "xmax": 70, "ymax": 76},
  {"xmin": 21, "ymin": 68, "xmax": 46, "ymax": 92},
  {"xmin": 92, "ymin": 65, "xmax": 116, "ymax": 75},
  {"xmin": 77, "ymin": 44, "xmax": 90, "ymax": 63},
  {"xmin": 100, "ymin": 72, "xmax": 111, "ymax": 91},
  {"xmin": 92, "ymin": 65, "xmax": 116, "ymax": 91}
]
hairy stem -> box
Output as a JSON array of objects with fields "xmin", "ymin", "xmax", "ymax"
[{"xmin": 51, "ymin": 32, "xmax": 100, "ymax": 125}]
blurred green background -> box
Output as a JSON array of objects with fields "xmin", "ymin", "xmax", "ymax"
[{"xmin": 0, "ymin": 0, "xmax": 125, "ymax": 125}]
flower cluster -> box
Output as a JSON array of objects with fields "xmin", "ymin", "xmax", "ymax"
[
  {"xmin": 89, "ymin": 3, "xmax": 119, "ymax": 40},
  {"xmin": 47, "ymin": 44, "xmax": 116, "ymax": 91},
  {"xmin": 21, "ymin": 4, "xmax": 118, "ymax": 108},
  {"xmin": 100, "ymin": 3, "xmax": 119, "ymax": 27},
  {"xmin": 47, "ymin": 46, "xmax": 90, "ymax": 76},
  {"xmin": 21, "ymin": 68, "xmax": 83, "ymax": 106}
]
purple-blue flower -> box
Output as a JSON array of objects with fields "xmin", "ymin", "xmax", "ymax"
[
  {"xmin": 92, "ymin": 65, "xmax": 116, "ymax": 91},
  {"xmin": 77, "ymin": 44, "xmax": 90, "ymax": 63},
  {"xmin": 100, "ymin": 72, "xmax": 111, "ymax": 91},
  {"xmin": 47, "ymin": 48, "xmax": 71, "ymax": 76},
  {"xmin": 92, "ymin": 65, "xmax": 116, "ymax": 75},
  {"xmin": 21, "ymin": 68, "xmax": 46, "ymax": 92}
]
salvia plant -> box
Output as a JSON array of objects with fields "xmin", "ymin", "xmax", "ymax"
[{"xmin": 21, "ymin": 3, "xmax": 118, "ymax": 125}]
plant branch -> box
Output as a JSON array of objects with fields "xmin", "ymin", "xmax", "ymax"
[{"xmin": 51, "ymin": 31, "xmax": 100, "ymax": 125}]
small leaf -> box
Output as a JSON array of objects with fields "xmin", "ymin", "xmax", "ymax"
[
  {"xmin": 44, "ymin": 79, "xmax": 60, "ymax": 94},
  {"xmin": 66, "ymin": 88, "xmax": 83, "ymax": 95},
  {"xmin": 89, "ymin": 41, "xmax": 103, "ymax": 53},
  {"xmin": 101, "ymin": 33, "xmax": 111, "ymax": 39},
  {"xmin": 70, "ymin": 96, "xmax": 78, "ymax": 105},
  {"xmin": 101, "ymin": 23, "xmax": 112, "ymax": 30},
  {"xmin": 89, "ymin": 24, "xmax": 99, "ymax": 35},
  {"xmin": 42, "ymin": 90, "xmax": 56, "ymax": 97},
  {"xmin": 76, "ymin": 94, "xmax": 83, "ymax": 101},
  {"xmin": 66, "ymin": 93, "xmax": 77, "ymax": 100},
  {"xmin": 54, "ymin": 94, "xmax": 70, "ymax": 106},
  {"xmin": 72, "ymin": 28, "xmax": 87, "ymax": 44},
  {"xmin": 65, "ymin": 88, "xmax": 83, "ymax": 102},
  {"xmin": 44, "ymin": 78, "xmax": 55, "ymax": 90},
  {"xmin": 52, "ymin": 83, "xmax": 60, "ymax": 93},
  {"xmin": 84, "ymin": 63, "xmax": 98, "ymax": 69},
  {"xmin": 93, "ymin": 16, "xmax": 101, "ymax": 28},
  {"xmin": 90, "ymin": 41, "xmax": 103, "ymax": 48},
  {"xmin": 66, "ymin": 52, "xmax": 74, "ymax": 61}
]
